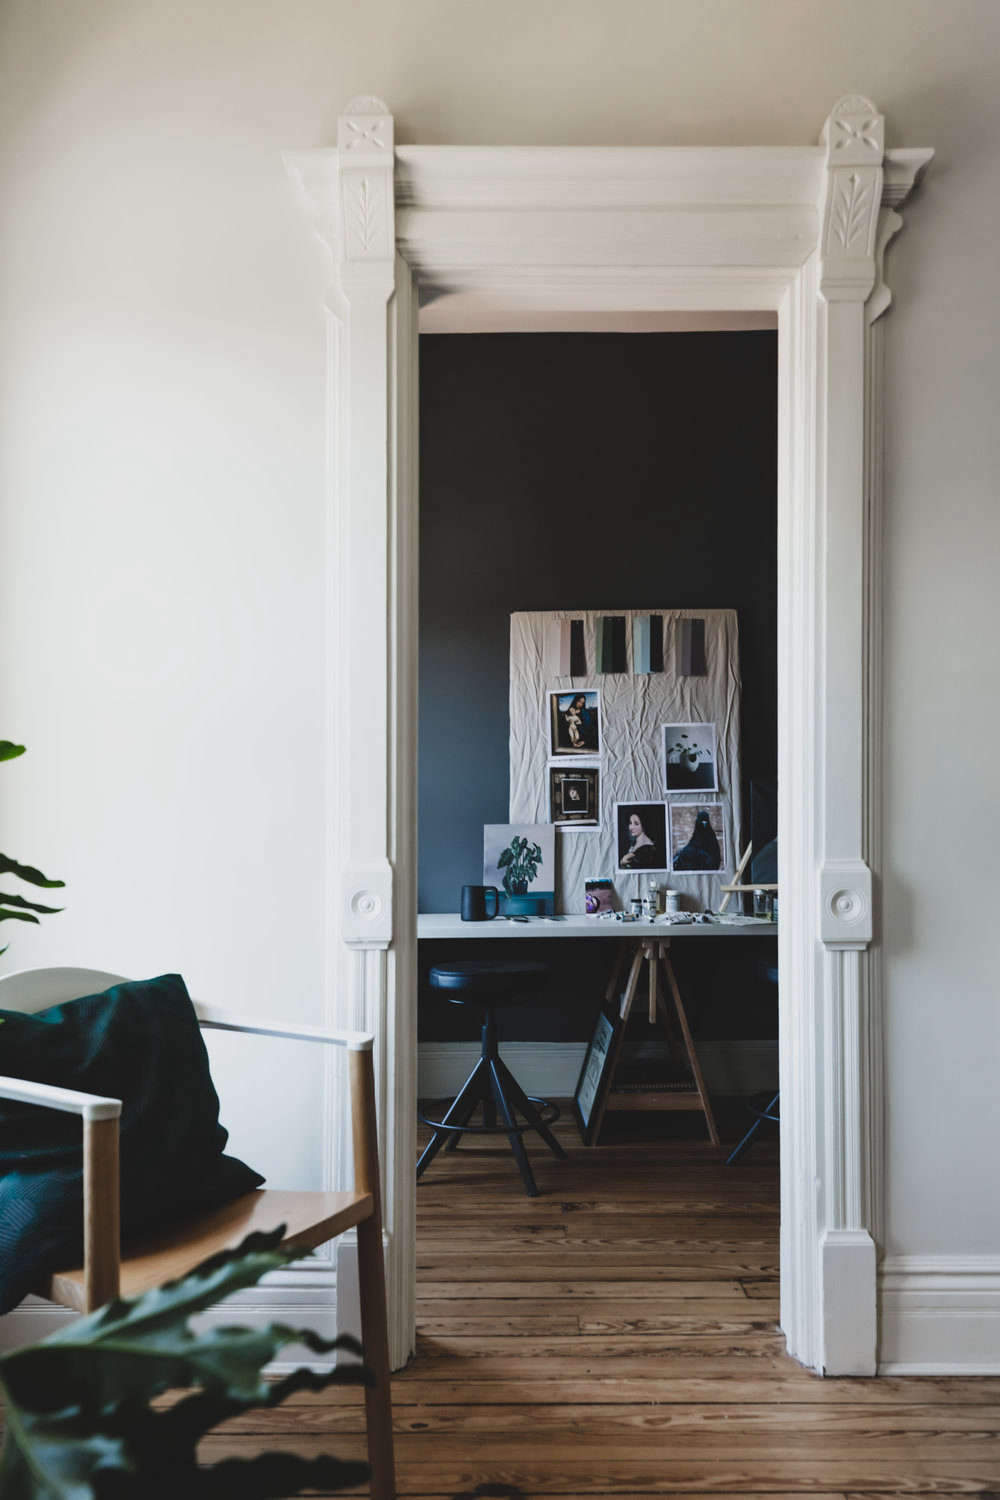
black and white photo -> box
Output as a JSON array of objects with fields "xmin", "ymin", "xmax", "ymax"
[{"xmin": 662, "ymin": 722, "xmax": 718, "ymax": 792}]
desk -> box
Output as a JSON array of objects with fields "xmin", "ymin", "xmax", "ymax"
[
  {"xmin": 418, "ymin": 914, "xmax": 776, "ymax": 1145},
  {"xmin": 418, "ymin": 914, "xmax": 776, "ymax": 940}
]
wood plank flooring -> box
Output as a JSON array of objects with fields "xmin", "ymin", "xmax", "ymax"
[{"xmin": 203, "ymin": 1105, "xmax": 1000, "ymax": 1497}]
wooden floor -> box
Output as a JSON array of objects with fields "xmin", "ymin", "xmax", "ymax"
[{"xmin": 199, "ymin": 1104, "xmax": 1000, "ymax": 1496}]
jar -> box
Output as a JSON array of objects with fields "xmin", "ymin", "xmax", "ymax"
[
  {"xmin": 664, "ymin": 889, "xmax": 681, "ymax": 916},
  {"xmin": 753, "ymin": 888, "xmax": 773, "ymax": 919},
  {"xmin": 630, "ymin": 897, "xmax": 644, "ymax": 917}
]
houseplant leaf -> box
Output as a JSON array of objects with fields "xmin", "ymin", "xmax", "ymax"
[
  {"xmin": 0, "ymin": 742, "xmax": 26, "ymax": 762},
  {"xmin": 0, "ymin": 855, "xmax": 65, "ymax": 890},
  {"xmin": 0, "ymin": 1227, "xmax": 372, "ymax": 1500},
  {"xmin": 0, "ymin": 892, "xmax": 63, "ymax": 915}
]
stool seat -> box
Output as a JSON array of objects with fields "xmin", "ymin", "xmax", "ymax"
[
  {"xmin": 429, "ymin": 959, "xmax": 549, "ymax": 1000},
  {"xmin": 419, "ymin": 957, "xmax": 566, "ymax": 1196}
]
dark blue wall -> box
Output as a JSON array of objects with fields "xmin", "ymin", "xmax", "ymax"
[
  {"xmin": 419, "ymin": 330, "xmax": 777, "ymax": 913},
  {"xmin": 418, "ymin": 332, "xmax": 778, "ymax": 1045}
]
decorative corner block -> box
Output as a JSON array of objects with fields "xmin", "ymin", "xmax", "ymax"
[
  {"xmin": 819, "ymin": 95, "xmax": 884, "ymax": 304},
  {"xmin": 342, "ymin": 862, "xmax": 394, "ymax": 947},
  {"xmin": 820, "ymin": 861, "xmax": 873, "ymax": 947}
]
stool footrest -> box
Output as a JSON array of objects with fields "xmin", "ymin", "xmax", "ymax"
[{"xmin": 419, "ymin": 1098, "xmax": 560, "ymax": 1137}]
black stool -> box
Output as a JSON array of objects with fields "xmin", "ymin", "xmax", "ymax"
[
  {"xmin": 417, "ymin": 959, "xmax": 567, "ymax": 1197},
  {"xmin": 726, "ymin": 961, "xmax": 779, "ymax": 1165}
]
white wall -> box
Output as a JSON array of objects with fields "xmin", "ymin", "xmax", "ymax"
[{"xmin": 1, "ymin": 0, "xmax": 998, "ymax": 1261}]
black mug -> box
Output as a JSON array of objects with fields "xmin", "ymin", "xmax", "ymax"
[{"xmin": 461, "ymin": 884, "xmax": 500, "ymax": 921}]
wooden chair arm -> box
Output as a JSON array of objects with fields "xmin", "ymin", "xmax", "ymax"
[
  {"xmin": 192, "ymin": 1004, "xmax": 373, "ymax": 1052},
  {"xmin": 0, "ymin": 1076, "xmax": 121, "ymax": 1312},
  {"xmin": 0, "ymin": 1074, "xmax": 121, "ymax": 1120}
]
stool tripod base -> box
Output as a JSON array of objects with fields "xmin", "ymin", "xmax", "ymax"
[{"xmin": 417, "ymin": 1052, "xmax": 566, "ymax": 1197}]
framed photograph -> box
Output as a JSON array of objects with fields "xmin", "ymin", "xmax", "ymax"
[
  {"xmin": 549, "ymin": 689, "xmax": 602, "ymax": 756},
  {"xmin": 669, "ymin": 802, "xmax": 727, "ymax": 873},
  {"xmin": 483, "ymin": 823, "xmax": 555, "ymax": 915},
  {"xmin": 584, "ymin": 876, "xmax": 615, "ymax": 915},
  {"xmin": 573, "ymin": 1006, "xmax": 620, "ymax": 1144},
  {"xmin": 662, "ymin": 722, "xmax": 719, "ymax": 792},
  {"xmin": 550, "ymin": 764, "xmax": 600, "ymax": 827},
  {"xmin": 615, "ymin": 801, "xmax": 669, "ymax": 873}
]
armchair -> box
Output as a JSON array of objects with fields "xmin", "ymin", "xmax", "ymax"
[{"xmin": 0, "ymin": 966, "xmax": 395, "ymax": 1500}]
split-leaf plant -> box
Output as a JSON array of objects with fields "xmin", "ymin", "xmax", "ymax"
[
  {"xmin": 496, "ymin": 834, "xmax": 543, "ymax": 896},
  {"xmin": 1, "ymin": 742, "xmax": 64, "ymax": 955},
  {"xmin": 0, "ymin": 1227, "xmax": 372, "ymax": 1499}
]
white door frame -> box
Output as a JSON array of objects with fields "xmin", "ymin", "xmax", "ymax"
[{"xmin": 286, "ymin": 96, "xmax": 932, "ymax": 1375}]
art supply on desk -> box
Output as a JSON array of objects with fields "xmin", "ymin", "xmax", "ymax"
[{"xmin": 664, "ymin": 888, "xmax": 681, "ymax": 916}]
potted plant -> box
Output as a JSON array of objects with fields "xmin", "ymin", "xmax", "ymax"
[
  {"xmin": 0, "ymin": 1228, "xmax": 372, "ymax": 1499},
  {"xmin": 1, "ymin": 742, "xmax": 64, "ymax": 954},
  {"xmin": 496, "ymin": 833, "xmax": 545, "ymax": 915}
]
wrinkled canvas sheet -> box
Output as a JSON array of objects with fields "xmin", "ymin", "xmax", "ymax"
[{"xmin": 509, "ymin": 608, "xmax": 743, "ymax": 914}]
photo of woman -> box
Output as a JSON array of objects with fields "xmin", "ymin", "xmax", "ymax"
[
  {"xmin": 615, "ymin": 802, "xmax": 669, "ymax": 872},
  {"xmin": 670, "ymin": 803, "xmax": 726, "ymax": 872},
  {"xmin": 549, "ymin": 689, "xmax": 602, "ymax": 756}
]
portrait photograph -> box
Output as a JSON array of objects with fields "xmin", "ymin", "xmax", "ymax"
[
  {"xmin": 662, "ymin": 722, "xmax": 719, "ymax": 792},
  {"xmin": 549, "ymin": 689, "xmax": 602, "ymax": 756},
  {"xmin": 550, "ymin": 765, "xmax": 600, "ymax": 828},
  {"xmin": 615, "ymin": 801, "xmax": 669, "ymax": 873},
  {"xmin": 669, "ymin": 802, "xmax": 727, "ymax": 872}
]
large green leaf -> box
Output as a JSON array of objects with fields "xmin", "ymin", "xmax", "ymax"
[
  {"xmin": 0, "ymin": 1228, "xmax": 373, "ymax": 1500},
  {"xmin": 0, "ymin": 742, "xmax": 26, "ymax": 762},
  {"xmin": 0, "ymin": 892, "xmax": 63, "ymax": 916},
  {"xmin": 0, "ymin": 855, "xmax": 65, "ymax": 890}
]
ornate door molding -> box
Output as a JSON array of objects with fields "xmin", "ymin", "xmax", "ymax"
[{"xmin": 286, "ymin": 95, "xmax": 931, "ymax": 1374}]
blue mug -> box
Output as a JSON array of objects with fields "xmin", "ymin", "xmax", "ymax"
[{"xmin": 461, "ymin": 885, "xmax": 500, "ymax": 921}]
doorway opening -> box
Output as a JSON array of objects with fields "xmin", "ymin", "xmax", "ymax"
[{"xmin": 415, "ymin": 325, "xmax": 780, "ymax": 1355}]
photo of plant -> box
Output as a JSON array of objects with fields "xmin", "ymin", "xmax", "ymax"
[
  {"xmin": 483, "ymin": 823, "xmax": 555, "ymax": 915},
  {"xmin": 662, "ymin": 722, "xmax": 718, "ymax": 792}
]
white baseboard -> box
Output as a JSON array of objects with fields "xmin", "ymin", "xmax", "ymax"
[
  {"xmin": 0, "ymin": 1266, "xmax": 339, "ymax": 1375},
  {"xmin": 878, "ymin": 1256, "xmax": 1000, "ymax": 1374},
  {"xmin": 418, "ymin": 1038, "xmax": 778, "ymax": 1100}
]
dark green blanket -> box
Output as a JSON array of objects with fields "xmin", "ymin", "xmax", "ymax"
[{"xmin": 0, "ymin": 973, "xmax": 264, "ymax": 1313}]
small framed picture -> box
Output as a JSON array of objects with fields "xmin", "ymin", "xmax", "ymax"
[
  {"xmin": 549, "ymin": 689, "xmax": 602, "ymax": 756},
  {"xmin": 669, "ymin": 802, "xmax": 727, "ymax": 873},
  {"xmin": 662, "ymin": 722, "xmax": 719, "ymax": 792},
  {"xmin": 615, "ymin": 801, "xmax": 669, "ymax": 873},
  {"xmin": 550, "ymin": 765, "xmax": 600, "ymax": 827},
  {"xmin": 574, "ymin": 1005, "xmax": 621, "ymax": 1145},
  {"xmin": 483, "ymin": 823, "xmax": 556, "ymax": 915},
  {"xmin": 584, "ymin": 876, "xmax": 615, "ymax": 915}
]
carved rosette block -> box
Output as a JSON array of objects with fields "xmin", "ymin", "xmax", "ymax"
[
  {"xmin": 819, "ymin": 95, "xmax": 884, "ymax": 303},
  {"xmin": 337, "ymin": 95, "xmax": 394, "ymax": 265},
  {"xmin": 820, "ymin": 861, "xmax": 873, "ymax": 948},
  {"xmin": 342, "ymin": 862, "xmax": 394, "ymax": 947}
]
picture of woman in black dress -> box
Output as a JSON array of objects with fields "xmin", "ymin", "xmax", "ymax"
[{"xmin": 616, "ymin": 803, "xmax": 668, "ymax": 872}]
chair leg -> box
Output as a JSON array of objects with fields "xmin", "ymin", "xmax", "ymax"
[
  {"xmin": 417, "ymin": 1057, "xmax": 491, "ymax": 1179},
  {"xmin": 495, "ymin": 1057, "xmax": 567, "ymax": 1159},
  {"xmin": 356, "ymin": 1214, "xmax": 396, "ymax": 1500},
  {"xmin": 443, "ymin": 1080, "xmax": 485, "ymax": 1152},
  {"xmin": 726, "ymin": 1091, "xmax": 780, "ymax": 1166},
  {"xmin": 489, "ymin": 1059, "xmax": 539, "ymax": 1197}
]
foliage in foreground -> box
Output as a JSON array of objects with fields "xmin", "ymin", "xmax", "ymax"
[
  {"xmin": 0, "ymin": 1227, "xmax": 371, "ymax": 1499},
  {"xmin": 0, "ymin": 741, "xmax": 64, "ymax": 955}
]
